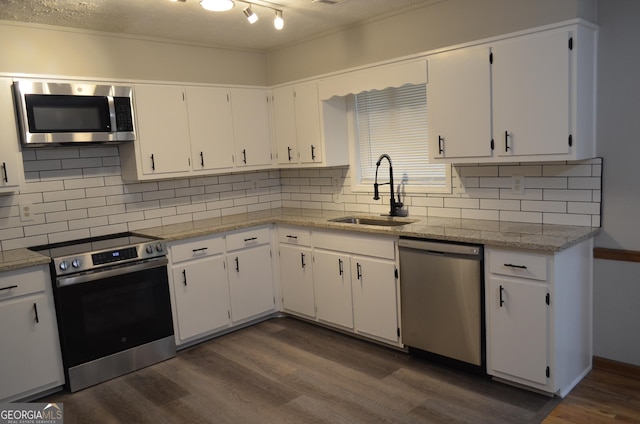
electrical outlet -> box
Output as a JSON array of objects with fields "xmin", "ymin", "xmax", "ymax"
[
  {"xmin": 19, "ymin": 203, "xmax": 35, "ymax": 222},
  {"xmin": 511, "ymin": 175, "xmax": 525, "ymax": 195}
]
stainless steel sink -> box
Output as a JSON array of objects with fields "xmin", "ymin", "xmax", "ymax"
[{"xmin": 328, "ymin": 216, "xmax": 414, "ymax": 227}]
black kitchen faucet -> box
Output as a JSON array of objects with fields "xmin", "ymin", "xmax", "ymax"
[{"xmin": 373, "ymin": 154, "xmax": 403, "ymax": 216}]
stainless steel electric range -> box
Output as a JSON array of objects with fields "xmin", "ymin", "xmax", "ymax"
[{"xmin": 30, "ymin": 232, "xmax": 176, "ymax": 393}]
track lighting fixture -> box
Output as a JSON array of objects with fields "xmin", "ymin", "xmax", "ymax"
[
  {"xmin": 177, "ymin": 0, "xmax": 284, "ymax": 30},
  {"xmin": 243, "ymin": 5, "xmax": 258, "ymax": 24}
]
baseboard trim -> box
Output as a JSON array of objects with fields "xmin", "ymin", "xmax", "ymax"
[{"xmin": 593, "ymin": 356, "xmax": 640, "ymax": 378}]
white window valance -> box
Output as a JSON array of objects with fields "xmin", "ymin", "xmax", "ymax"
[{"xmin": 317, "ymin": 60, "xmax": 427, "ymax": 100}]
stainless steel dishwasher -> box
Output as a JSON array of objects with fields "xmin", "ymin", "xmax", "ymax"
[{"xmin": 399, "ymin": 237, "xmax": 484, "ymax": 370}]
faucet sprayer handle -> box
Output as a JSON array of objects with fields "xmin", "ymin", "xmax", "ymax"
[{"xmin": 373, "ymin": 183, "xmax": 380, "ymax": 200}]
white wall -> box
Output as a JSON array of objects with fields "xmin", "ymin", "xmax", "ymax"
[
  {"xmin": 267, "ymin": 0, "xmax": 596, "ymax": 84},
  {"xmin": 0, "ymin": 22, "xmax": 268, "ymax": 85},
  {"xmin": 593, "ymin": 0, "xmax": 640, "ymax": 366}
]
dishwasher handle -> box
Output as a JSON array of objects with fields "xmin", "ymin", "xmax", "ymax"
[{"xmin": 399, "ymin": 238, "xmax": 482, "ymax": 258}]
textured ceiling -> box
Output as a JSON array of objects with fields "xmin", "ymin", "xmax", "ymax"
[{"xmin": 0, "ymin": 0, "xmax": 442, "ymax": 51}]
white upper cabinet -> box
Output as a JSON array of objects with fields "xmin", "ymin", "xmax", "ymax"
[
  {"xmin": 428, "ymin": 22, "xmax": 597, "ymax": 163},
  {"xmin": 186, "ymin": 86, "xmax": 235, "ymax": 172},
  {"xmin": 120, "ymin": 84, "xmax": 274, "ymax": 181},
  {"xmin": 131, "ymin": 84, "xmax": 192, "ymax": 176},
  {"xmin": 272, "ymin": 80, "xmax": 348, "ymax": 167},
  {"xmin": 493, "ymin": 29, "xmax": 571, "ymax": 157},
  {"xmin": 428, "ymin": 46, "xmax": 492, "ymax": 159},
  {"xmin": 230, "ymin": 88, "xmax": 273, "ymax": 168},
  {"xmin": 0, "ymin": 77, "xmax": 26, "ymax": 194}
]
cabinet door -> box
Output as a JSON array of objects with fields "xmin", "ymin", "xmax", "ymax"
[
  {"xmin": 272, "ymin": 86, "xmax": 298, "ymax": 165},
  {"xmin": 493, "ymin": 30, "xmax": 570, "ymax": 157},
  {"xmin": 488, "ymin": 278, "xmax": 549, "ymax": 385},
  {"xmin": 294, "ymin": 81, "xmax": 322, "ymax": 164},
  {"xmin": 279, "ymin": 245, "xmax": 315, "ymax": 317},
  {"xmin": 313, "ymin": 250, "xmax": 353, "ymax": 329},
  {"xmin": 428, "ymin": 47, "xmax": 492, "ymax": 159},
  {"xmin": 351, "ymin": 257, "xmax": 398, "ymax": 342},
  {"xmin": 134, "ymin": 84, "xmax": 192, "ymax": 175},
  {"xmin": 0, "ymin": 294, "xmax": 62, "ymax": 400},
  {"xmin": 186, "ymin": 86, "xmax": 235, "ymax": 171},
  {"xmin": 231, "ymin": 88, "xmax": 273, "ymax": 167},
  {"xmin": 227, "ymin": 245, "xmax": 275, "ymax": 322},
  {"xmin": 172, "ymin": 256, "xmax": 230, "ymax": 342},
  {"xmin": 0, "ymin": 77, "xmax": 24, "ymax": 193}
]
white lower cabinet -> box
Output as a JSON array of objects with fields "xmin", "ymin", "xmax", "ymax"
[
  {"xmin": 0, "ymin": 265, "xmax": 64, "ymax": 402},
  {"xmin": 312, "ymin": 230, "xmax": 401, "ymax": 346},
  {"xmin": 168, "ymin": 227, "xmax": 276, "ymax": 346},
  {"xmin": 169, "ymin": 235, "xmax": 230, "ymax": 344},
  {"xmin": 485, "ymin": 239, "xmax": 593, "ymax": 397},
  {"xmin": 313, "ymin": 250, "xmax": 353, "ymax": 329},
  {"xmin": 226, "ymin": 227, "xmax": 276, "ymax": 323},
  {"xmin": 278, "ymin": 227, "xmax": 315, "ymax": 318},
  {"xmin": 351, "ymin": 256, "xmax": 399, "ymax": 342}
]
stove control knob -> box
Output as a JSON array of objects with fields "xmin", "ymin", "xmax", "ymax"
[
  {"xmin": 72, "ymin": 258, "xmax": 82, "ymax": 268},
  {"xmin": 156, "ymin": 243, "xmax": 164, "ymax": 252},
  {"xmin": 145, "ymin": 245, "xmax": 153, "ymax": 254},
  {"xmin": 59, "ymin": 261, "xmax": 70, "ymax": 271}
]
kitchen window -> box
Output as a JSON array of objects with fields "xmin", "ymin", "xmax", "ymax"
[{"xmin": 349, "ymin": 83, "xmax": 451, "ymax": 194}]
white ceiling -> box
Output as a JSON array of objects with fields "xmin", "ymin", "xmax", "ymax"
[{"xmin": 0, "ymin": 0, "xmax": 440, "ymax": 51}]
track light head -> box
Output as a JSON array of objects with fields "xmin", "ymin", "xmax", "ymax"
[
  {"xmin": 274, "ymin": 10, "xmax": 284, "ymax": 30},
  {"xmin": 243, "ymin": 5, "xmax": 258, "ymax": 24}
]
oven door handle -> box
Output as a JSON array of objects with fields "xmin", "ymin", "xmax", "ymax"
[{"xmin": 56, "ymin": 257, "xmax": 168, "ymax": 288}]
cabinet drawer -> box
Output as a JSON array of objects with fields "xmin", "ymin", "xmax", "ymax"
[
  {"xmin": 278, "ymin": 226, "xmax": 311, "ymax": 246},
  {"xmin": 0, "ymin": 267, "xmax": 48, "ymax": 301},
  {"xmin": 226, "ymin": 227, "xmax": 271, "ymax": 251},
  {"xmin": 488, "ymin": 249, "xmax": 548, "ymax": 281},
  {"xmin": 170, "ymin": 235, "xmax": 225, "ymax": 264},
  {"xmin": 313, "ymin": 231, "xmax": 396, "ymax": 260}
]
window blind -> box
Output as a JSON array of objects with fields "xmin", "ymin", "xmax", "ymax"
[{"xmin": 355, "ymin": 84, "xmax": 446, "ymax": 187}]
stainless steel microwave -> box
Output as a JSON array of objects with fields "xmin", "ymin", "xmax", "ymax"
[{"xmin": 13, "ymin": 80, "xmax": 136, "ymax": 146}]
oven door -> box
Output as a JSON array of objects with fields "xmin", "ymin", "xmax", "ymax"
[{"xmin": 54, "ymin": 258, "xmax": 174, "ymax": 368}]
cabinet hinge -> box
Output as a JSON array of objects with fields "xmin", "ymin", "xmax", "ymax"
[
  {"xmin": 569, "ymin": 37, "xmax": 573, "ymax": 50},
  {"xmin": 546, "ymin": 293, "xmax": 550, "ymax": 306},
  {"xmin": 394, "ymin": 267, "xmax": 399, "ymax": 279},
  {"xmin": 546, "ymin": 366, "xmax": 550, "ymax": 378},
  {"xmin": 274, "ymin": 296, "xmax": 276, "ymax": 305},
  {"xmin": 489, "ymin": 52, "xmax": 493, "ymax": 64},
  {"xmin": 228, "ymin": 310, "xmax": 230, "ymax": 319},
  {"xmin": 397, "ymin": 328, "xmax": 401, "ymax": 338},
  {"xmin": 490, "ymin": 139, "xmax": 495, "ymax": 150},
  {"xmin": 270, "ymin": 249, "xmax": 273, "ymax": 258},
  {"xmin": 568, "ymin": 134, "xmax": 573, "ymax": 147}
]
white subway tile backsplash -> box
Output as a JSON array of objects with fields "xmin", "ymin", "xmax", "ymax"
[
  {"xmin": 69, "ymin": 216, "xmax": 109, "ymax": 231},
  {"xmin": 480, "ymin": 199, "xmax": 521, "ymax": 211},
  {"xmin": 64, "ymin": 177, "xmax": 105, "ymax": 190},
  {"xmin": 568, "ymin": 177, "xmax": 601, "ymax": 190},
  {"xmin": 46, "ymin": 209, "xmax": 88, "ymax": 223},
  {"xmin": 521, "ymin": 200, "xmax": 567, "ymax": 213},
  {"xmin": 48, "ymin": 229, "xmax": 91, "ymax": 244},
  {"xmin": 543, "ymin": 213, "xmax": 592, "ymax": 226},
  {"xmin": 499, "ymin": 210, "xmax": 542, "ymax": 224},
  {"xmin": 43, "ymin": 189, "xmax": 86, "ymax": 202},
  {"xmin": 499, "ymin": 165, "xmax": 542, "ymax": 177},
  {"xmin": 0, "ymin": 152, "xmax": 601, "ymax": 251},
  {"xmin": 543, "ymin": 189, "xmax": 592, "ymax": 202},
  {"xmin": 525, "ymin": 177, "xmax": 568, "ymax": 189},
  {"xmin": 461, "ymin": 209, "xmax": 500, "ymax": 221}
]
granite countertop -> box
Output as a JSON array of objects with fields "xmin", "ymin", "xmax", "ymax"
[
  {"xmin": 137, "ymin": 208, "xmax": 599, "ymax": 251},
  {"xmin": 0, "ymin": 208, "xmax": 600, "ymax": 273}
]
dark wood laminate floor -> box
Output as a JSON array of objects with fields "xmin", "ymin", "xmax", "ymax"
[{"xmin": 40, "ymin": 317, "xmax": 558, "ymax": 424}]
